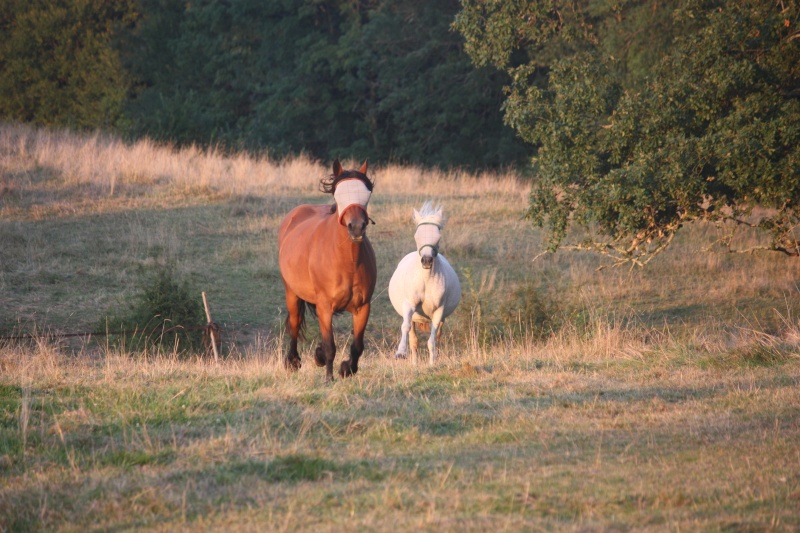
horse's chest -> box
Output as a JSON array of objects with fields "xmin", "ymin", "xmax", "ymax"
[
  {"xmin": 417, "ymin": 273, "xmax": 446, "ymax": 304},
  {"xmin": 321, "ymin": 265, "xmax": 373, "ymax": 309}
]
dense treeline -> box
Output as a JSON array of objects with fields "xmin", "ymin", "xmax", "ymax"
[
  {"xmin": 0, "ymin": 0, "xmax": 527, "ymax": 168},
  {"xmin": 0, "ymin": 0, "xmax": 134, "ymax": 129}
]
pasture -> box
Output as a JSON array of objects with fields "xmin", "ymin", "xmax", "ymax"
[{"xmin": 1, "ymin": 124, "xmax": 799, "ymax": 531}]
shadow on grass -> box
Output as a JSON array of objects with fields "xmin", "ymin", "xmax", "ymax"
[
  {"xmin": 0, "ymin": 453, "xmax": 386, "ymax": 532},
  {"xmin": 208, "ymin": 454, "xmax": 385, "ymax": 484},
  {"xmin": 531, "ymin": 373, "xmax": 797, "ymax": 410}
]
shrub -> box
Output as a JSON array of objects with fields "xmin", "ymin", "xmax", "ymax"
[
  {"xmin": 100, "ymin": 265, "xmax": 205, "ymax": 356},
  {"xmin": 499, "ymin": 283, "xmax": 561, "ymax": 341}
]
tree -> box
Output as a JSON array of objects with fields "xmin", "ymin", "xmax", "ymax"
[
  {"xmin": 121, "ymin": 0, "xmax": 351, "ymax": 154},
  {"xmin": 120, "ymin": 0, "xmax": 527, "ymax": 168},
  {"xmin": 0, "ymin": 0, "xmax": 135, "ymax": 129},
  {"xmin": 336, "ymin": 0, "xmax": 527, "ymax": 167},
  {"xmin": 455, "ymin": 0, "xmax": 800, "ymax": 266}
]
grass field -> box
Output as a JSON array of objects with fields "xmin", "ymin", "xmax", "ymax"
[{"xmin": 1, "ymin": 123, "xmax": 799, "ymax": 531}]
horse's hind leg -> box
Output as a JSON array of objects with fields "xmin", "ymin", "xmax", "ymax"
[
  {"xmin": 284, "ymin": 289, "xmax": 303, "ymax": 371},
  {"xmin": 313, "ymin": 344, "xmax": 326, "ymax": 367},
  {"xmin": 340, "ymin": 302, "xmax": 370, "ymax": 378}
]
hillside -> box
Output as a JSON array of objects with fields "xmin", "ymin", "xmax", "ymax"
[{"xmin": 1, "ymin": 124, "xmax": 799, "ymax": 530}]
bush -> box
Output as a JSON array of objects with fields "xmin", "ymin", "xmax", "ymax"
[
  {"xmin": 499, "ymin": 283, "xmax": 561, "ymax": 341},
  {"xmin": 100, "ymin": 265, "xmax": 205, "ymax": 356}
]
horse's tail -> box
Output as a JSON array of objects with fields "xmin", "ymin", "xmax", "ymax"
[{"xmin": 286, "ymin": 299, "xmax": 309, "ymax": 342}]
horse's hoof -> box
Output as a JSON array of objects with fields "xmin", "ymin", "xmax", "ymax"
[
  {"xmin": 313, "ymin": 346, "xmax": 326, "ymax": 367},
  {"xmin": 284, "ymin": 357, "xmax": 301, "ymax": 371},
  {"xmin": 395, "ymin": 353, "xmax": 407, "ymax": 360},
  {"xmin": 339, "ymin": 360, "xmax": 356, "ymax": 378}
]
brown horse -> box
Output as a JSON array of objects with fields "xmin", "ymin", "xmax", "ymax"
[{"xmin": 278, "ymin": 160, "xmax": 377, "ymax": 381}]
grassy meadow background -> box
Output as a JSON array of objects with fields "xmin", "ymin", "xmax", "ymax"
[{"xmin": 1, "ymin": 123, "xmax": 799, "ymax": 531}]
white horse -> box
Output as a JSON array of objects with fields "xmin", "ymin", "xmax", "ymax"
[{"xmin": 389, "ymin": 202, "xmax": 461, "ymax": 365}]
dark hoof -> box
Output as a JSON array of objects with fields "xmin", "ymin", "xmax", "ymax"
[
  {"xmin": 284, "ymin": 356, "xmax": 301, "ymax": 371},
  {"xmin": 395, "ymin": 353, "xmax": 407, "ymax": 360},
  {"xmin": 339, "ymin": 360, "xmax": 357, "ymax": 378},
  {"xmin": 314, "ymin": 345, "xmax": 326, "ymax": 367}
]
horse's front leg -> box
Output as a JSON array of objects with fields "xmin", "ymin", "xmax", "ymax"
[
  {"xmin": 428, "ymin": 307, "xmax": 446, "ymax": 366},
  {"xmin": 316, "ymin": 307, "xmax": 337, "ymax": 382},
  {"xmin": 395, "ymin": 301, "xmax": 415, "ymax": 359},
  {"xmin": 283, "ymin": 288, "xmax": 303, "ymax": 371},
  {"xmin": 409, "ymin": 322, "xmax": 419, "ymax": 365},
  {"xmin": 340, "ymin": 303, "xmax": 370, "ymax": 378}
]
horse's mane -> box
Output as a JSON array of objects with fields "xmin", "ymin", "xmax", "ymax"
[
  {"xmin": 319, "ymin": 170, "xmax": 374, "ymax": 195},
  {"xmin": 416, "ymin": 201, "xmax": 446, "ymax": 227}
]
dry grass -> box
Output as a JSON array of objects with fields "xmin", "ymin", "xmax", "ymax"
[
  {"xmin": 1, "ymin": 123, "xmax": 800, "ymax": 531},
  {"xmin": 0, "ymin": 123, "xmax": 525, "ymax": 216},
  {"xmin": 1, "ymin": 332, "xmax": 798, "ymax": 531}
]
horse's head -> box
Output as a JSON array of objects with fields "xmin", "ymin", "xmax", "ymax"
[
  {"xmin": 322, "ymin": 160, "xmax": 373, "ymax": 243},
  {"xmin": 341, "ymin": 200, "xmax": 369, "ymax": 242},
  {"xmin": 413, "ymin": 202, "xmax": 445, "ymax": 270}
]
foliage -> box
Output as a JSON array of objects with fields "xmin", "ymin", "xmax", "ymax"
[
  {"xmin": 499, "ymin": 282, "xmax": 561, "ymax": 340},
  {"xmin": 0, "ymin": 0, "xmax": 135, "ymax": 129},
  {"xmin": 0, "ymin": 0, "xmax": 525, "ymax": 168},
  {"xmin": 102, "ymin": 265, "xmax": 205, "ymax": 355},
  {"xmin": 455, "ymin": 0, "xmax": 800, "ymax": 265},
  {"xmin": 116, "ymin": 0, "xmax": 527, "ymax": 168}
]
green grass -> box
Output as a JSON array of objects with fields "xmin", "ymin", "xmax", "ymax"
[
  {"xmin": 1, "ymin": 349, "xmax": 799, "ymax": 530},
  {"xmin": 1, "ymin": 124, "xmax": 799, "ymax": 530}
]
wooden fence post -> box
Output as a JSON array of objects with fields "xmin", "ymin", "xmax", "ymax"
[{"xmin": 202, "ymin": 291, "xmax": 220, "ymax": 364}]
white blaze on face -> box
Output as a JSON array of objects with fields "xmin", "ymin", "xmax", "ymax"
[
  {"xmin": 334, "ymin": 179, "xmax": 371, "ymax": 224},
  {"xmin": 414, "ymin": 223, "xmax": 441, "ymax": 255}
]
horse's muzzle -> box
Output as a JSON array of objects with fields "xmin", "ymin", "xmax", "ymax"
[
  {"xmin": 421, "ymin": 255, "xmax": 434, "ymax": 269},
  {"xmin": 347, "ymin": 223, "xmax": 367, "ymax": 242}
]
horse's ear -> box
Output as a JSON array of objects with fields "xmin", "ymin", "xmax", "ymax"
[
  {"xmin": 358, "ymin": 160, "xmax": 368, "ymax": 175},
  {"xmin": 413, "ymin": 208, "xmax": 421, "ymax": 224},
  {"xmin": 333, "ymin": 159, "xmax": 343, "ymax": 177}
]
